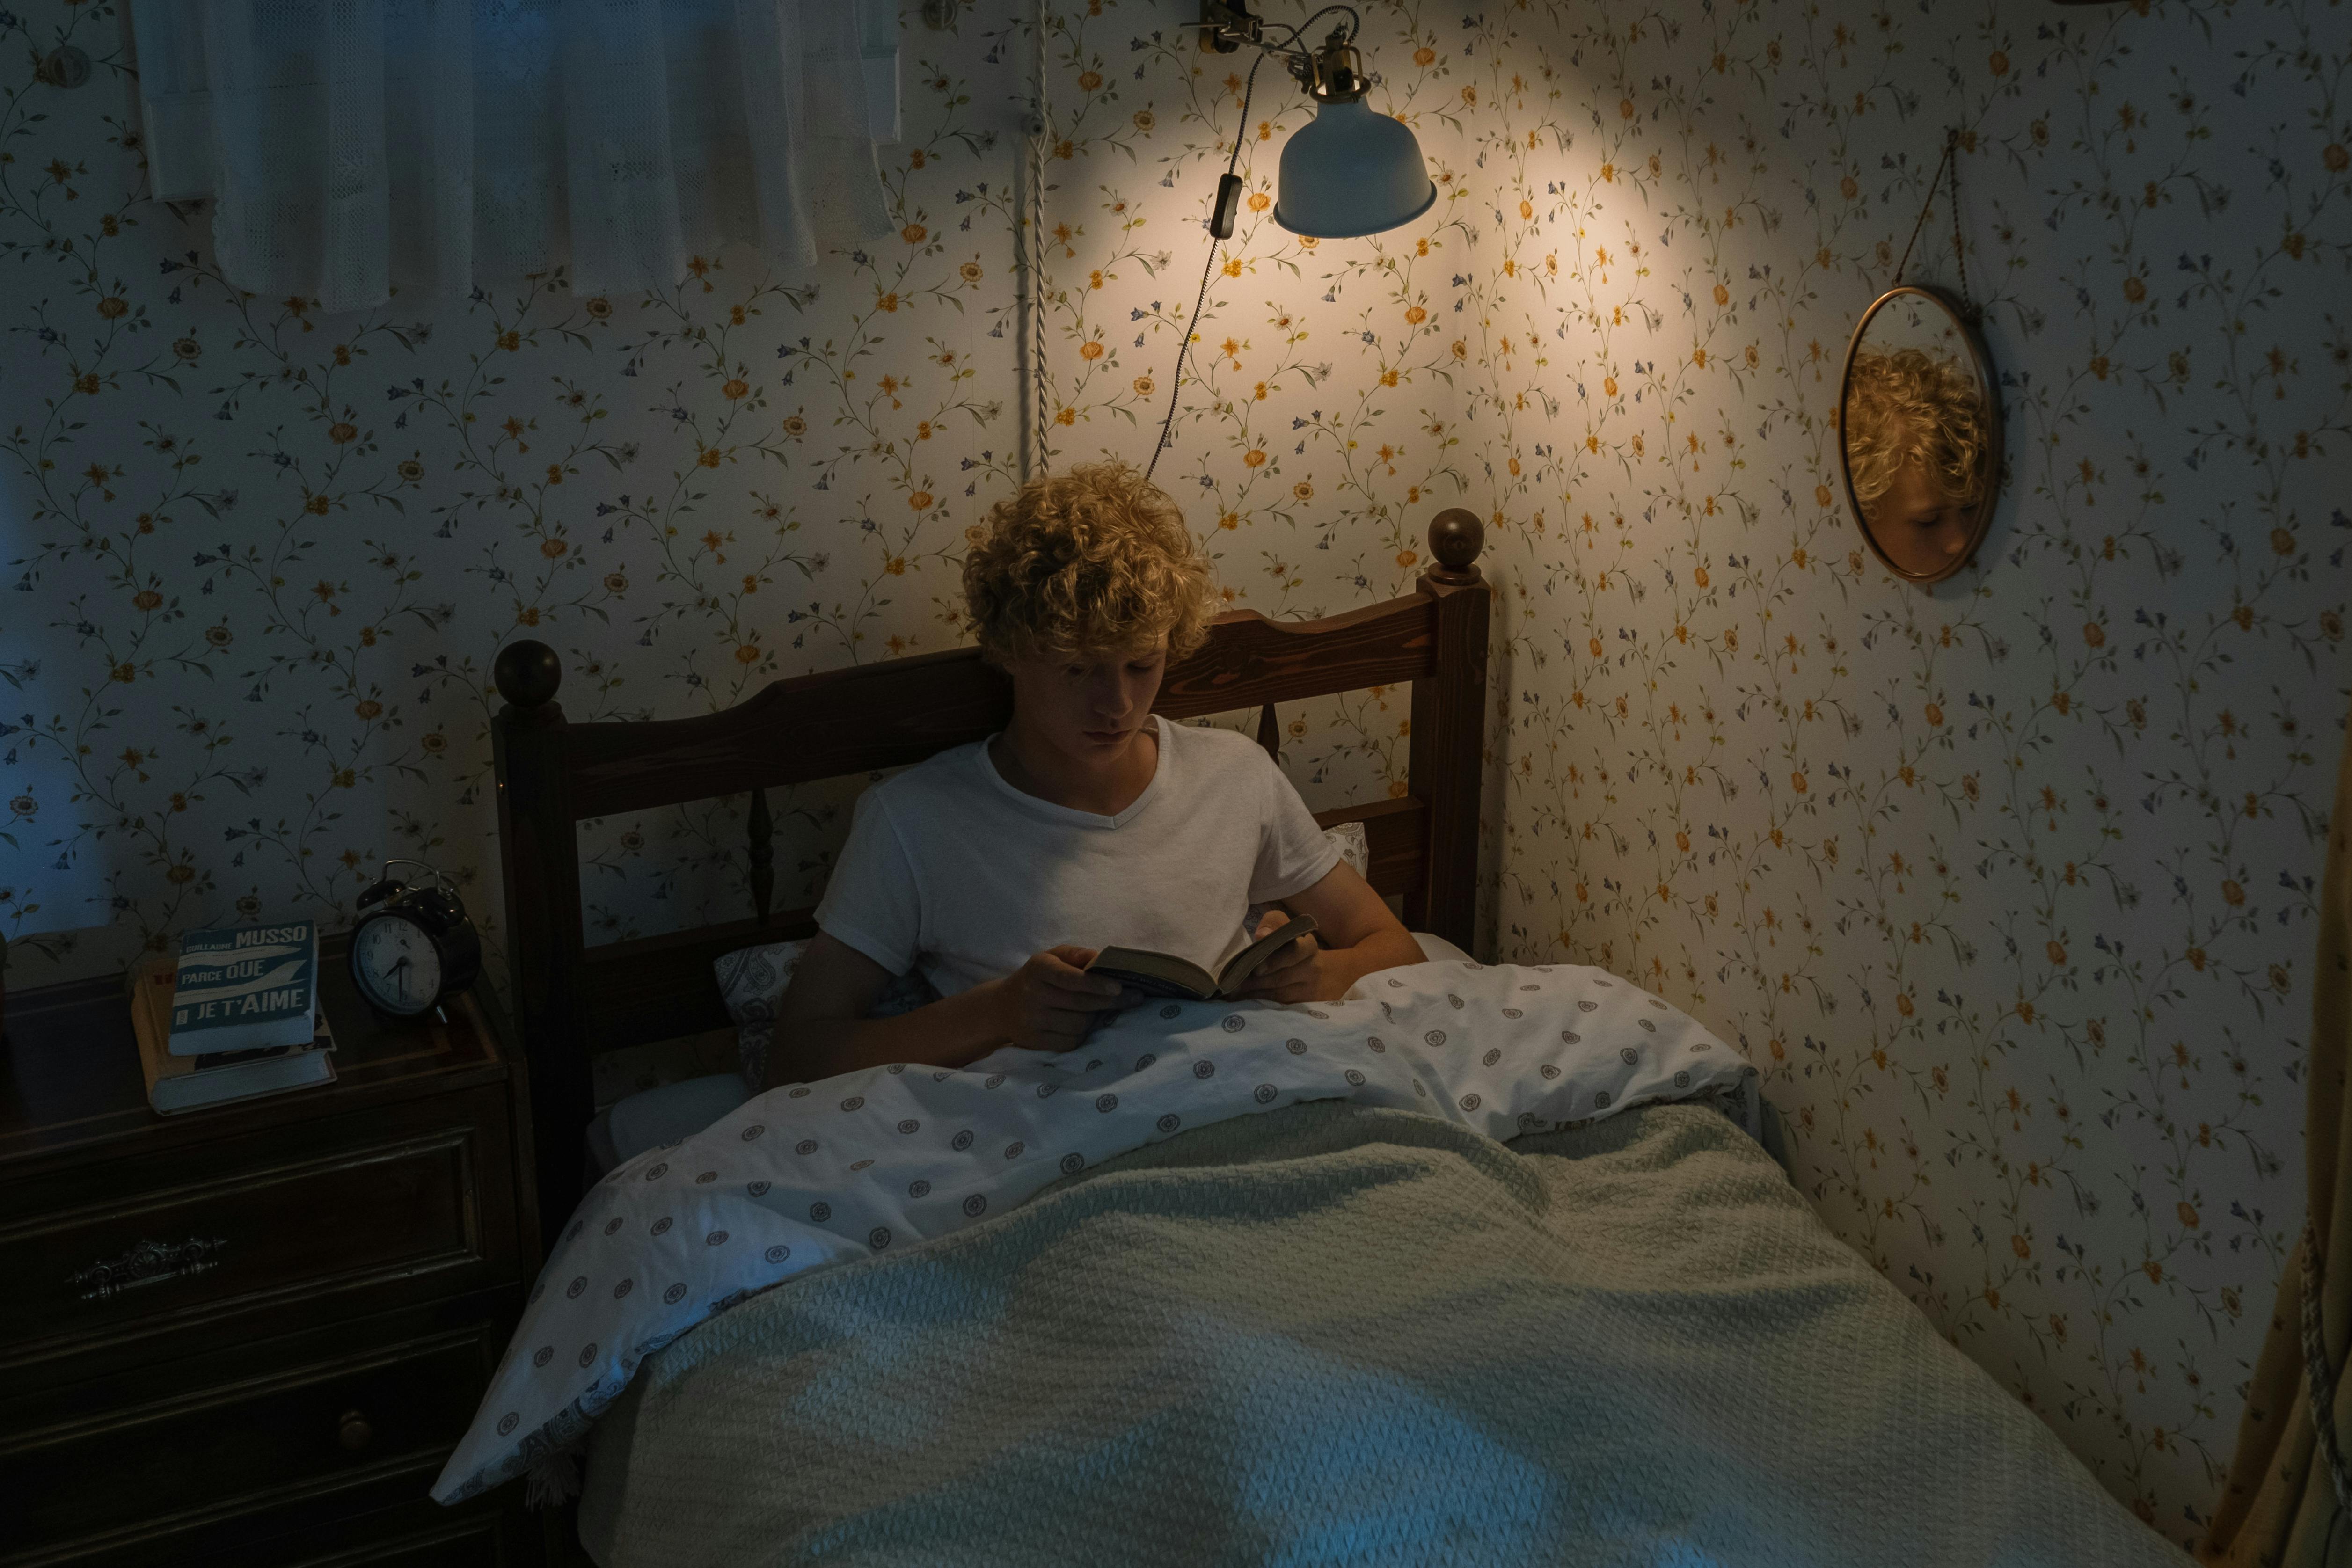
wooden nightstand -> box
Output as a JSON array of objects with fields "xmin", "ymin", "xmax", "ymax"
[{"xmin": 0, "ymin": 942, "xmax": 562, "ymax": 1566}]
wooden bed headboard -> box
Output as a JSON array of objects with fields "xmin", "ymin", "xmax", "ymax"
[{"xmin": 489, "ymin": 510, "xmax": 1490, "ymax": 1240}]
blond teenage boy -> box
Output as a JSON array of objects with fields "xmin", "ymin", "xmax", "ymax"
[{"xmin": 774, "ymin": 462, "xmax": 1423, "ymax": 1084}]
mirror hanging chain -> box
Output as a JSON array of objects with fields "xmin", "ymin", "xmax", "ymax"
[{"xmin": 1891, "ymin": 130, "xmax": 1973, "ymax": 317}]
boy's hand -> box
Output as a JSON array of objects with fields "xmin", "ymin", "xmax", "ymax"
[
  {"xmin": 988, "ymin": 946, "xmax": 1138, "ymax": 1051},
  {"xmin": 1234, "ymin": 910, "xmax": 1328, "ymax": 1004}
]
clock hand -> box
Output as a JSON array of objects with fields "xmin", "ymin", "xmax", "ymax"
[{"xmin": 389, "ymin": 954, "xmax": 411, "ymax": 1003}]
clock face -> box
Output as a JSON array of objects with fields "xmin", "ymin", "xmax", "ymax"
[{"xmin": 352, "ymin": 914, "xmax": 444, "ymax": 1015}]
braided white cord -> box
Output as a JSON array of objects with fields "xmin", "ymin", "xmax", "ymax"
[{"xmin": 1027, "ymin": 0, "xmax": 1049, "ymax": 477}]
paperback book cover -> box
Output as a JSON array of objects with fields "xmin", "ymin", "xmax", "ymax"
[
  {"xmin": 169, "ymin": 920, "xmax": 320, "ymax": 1055},
  {"xmin": 131, "ymin": 957, "xmax": 337, "ymax": 1114}
]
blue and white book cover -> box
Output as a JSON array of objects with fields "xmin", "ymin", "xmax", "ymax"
[{"xmin": 168, "ymin": 920, "xmax": 320, "ymax": 1056}]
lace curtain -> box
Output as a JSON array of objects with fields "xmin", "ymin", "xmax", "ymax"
[{"xmin": 127, "ymin": 0, "xmax": 901, "ymax": 311}]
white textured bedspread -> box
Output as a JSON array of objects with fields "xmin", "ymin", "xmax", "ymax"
[{"xmin": 577, "ymin": 1101, "xmax": 2186, "ymax": 1568}]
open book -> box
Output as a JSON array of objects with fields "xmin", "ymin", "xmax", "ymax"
[{"xmin": 1088, "ymin": 914, "xmax": 1319, "ymax": 1002}]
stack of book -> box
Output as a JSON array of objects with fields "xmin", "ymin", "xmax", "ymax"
[{"xmin": 127, "ymin": 919, "xmax": 337, "ymax": 1114}]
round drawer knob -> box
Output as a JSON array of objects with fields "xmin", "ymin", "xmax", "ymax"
[{"xmin": 338, "ymin": 1410, "xmax": 373, "ymax": 1451}]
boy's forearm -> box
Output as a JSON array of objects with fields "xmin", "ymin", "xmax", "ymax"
[{"xmin": 772, "ymin": 982, "xmax": 1008, "ymax": 1088}]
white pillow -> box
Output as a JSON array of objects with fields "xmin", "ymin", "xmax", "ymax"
[
  {"xmin": 718, "ymin": 823, "xmax": 1374, "ymax": 1085},
  {"xmin": 1325, "ymin": 817, "xmax": 1368, "ymax": 879},
  {"xmin": 1411, "ymin": 929, "xmax": 1472, "ymax": 964},
  {"xmin": 716, "ymin": 940, "xmax": 935, "ymax": 1088}
]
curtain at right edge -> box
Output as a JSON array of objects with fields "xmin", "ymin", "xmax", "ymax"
[{"xmin": 2202, "ymin": 708, "xmax": 2352, "ymax": 1564}]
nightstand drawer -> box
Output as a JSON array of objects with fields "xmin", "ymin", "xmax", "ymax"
[
  {"xmin": 0, "ymin": 1303, "xmax": 508, "ymax": 1565},
  {"xmin": 0, "ymin": 1087, "xmax": 518, "ymax": 1376}
]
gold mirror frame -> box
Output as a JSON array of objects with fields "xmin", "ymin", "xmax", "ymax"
[{"xmin": 1834, "ymin": 284, "xmax": 2004, "ymax": 587}]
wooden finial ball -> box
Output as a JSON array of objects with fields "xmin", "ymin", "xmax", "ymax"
[
  {"xmin": 1428, "ymin": 509, "xmax": 1484, "ymax": 572},
  {"xmin": 494, "ymin": 639, "xmax": 562, "ymax": 707}
]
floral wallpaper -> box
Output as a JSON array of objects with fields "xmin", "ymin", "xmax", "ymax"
[{"xmin": 2, "ymin": 0, "xmax": 2346, "ymax": 1543}]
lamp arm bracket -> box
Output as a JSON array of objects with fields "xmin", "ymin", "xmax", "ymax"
[
  {"xmin": 1198, "ymin": 0, "xmax": 1265, "ymax": 52},
  {"xmin": 1199, "ymin": 2, "xmax": 1366, "ymax": 101}
]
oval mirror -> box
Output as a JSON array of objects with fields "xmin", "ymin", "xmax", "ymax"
[{"xmin": 1835, "ymin": 285, "xmax": 2002, "ymax": 585}]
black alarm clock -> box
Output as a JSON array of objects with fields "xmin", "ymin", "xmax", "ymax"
[{"xmin": 349, "ymin": 859, "xmax": 482, "ymax": 1019}]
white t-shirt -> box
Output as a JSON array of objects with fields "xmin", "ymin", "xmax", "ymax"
[{"xmin": 814, "ymin": 717, "xmax": 1341, "ymax": 998}]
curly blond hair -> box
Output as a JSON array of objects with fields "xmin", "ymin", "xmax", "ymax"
[
  {"xmin": 962, "ymin": 461, "xmax": 1216, "ymax": 662},
  {"xmin": 1844, "ymin": 347, "xmax": 1990, "ymax": 524}
]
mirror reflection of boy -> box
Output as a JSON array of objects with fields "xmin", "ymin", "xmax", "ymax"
[
  {"xmin": 1844, "ymin": 346, "xmax": 1990, "ymax": 577},
  {"xmin": 772, "ymin": 462, "xmax": 1424, "ymax": 1085}
]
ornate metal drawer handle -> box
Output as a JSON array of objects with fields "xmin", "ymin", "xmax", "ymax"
[{"xmin": 69, "ymin": 1236, "xmax": 228, "ymax": 1301}]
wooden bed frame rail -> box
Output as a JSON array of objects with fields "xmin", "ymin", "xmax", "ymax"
[{"xmin": 490, "ymin": 510, "xmax": 1489, "ymax": 1240}]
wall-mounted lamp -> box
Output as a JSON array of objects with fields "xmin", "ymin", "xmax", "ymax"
[
  {"xmin": 1198, "ymin": 1, "xmax": 1436, "ymax": 240},
  {"xmin": 1145, "ymin": 3, "xmax": 1434, "ymax": 479}
]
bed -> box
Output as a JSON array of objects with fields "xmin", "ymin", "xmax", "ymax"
[{"xmin": 452, "ymin": 512, "xmax": 2186, "ymax": 1566}]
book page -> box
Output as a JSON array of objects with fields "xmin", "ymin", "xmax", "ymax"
[
  {"xmin": 1088, "ymin": 948, "xmax": 1218, "ymax": 999},
  {"xmin": 1215, "ymin": 914, "xmax": 1319, "ymax": 994}
]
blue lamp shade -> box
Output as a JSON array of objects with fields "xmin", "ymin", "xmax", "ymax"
[{"xmin": 1272, "ymin": 99, "xmax": 1436, "ymax": 240}]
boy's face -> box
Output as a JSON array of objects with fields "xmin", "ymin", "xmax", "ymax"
[
  {"xmin": 1003, "ymin": 634, "xmax": 1170, "ymax": 767},
  {"xmin": 1865, "ymin": 452, "xmax": 1975, "ymax": 577}
]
